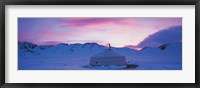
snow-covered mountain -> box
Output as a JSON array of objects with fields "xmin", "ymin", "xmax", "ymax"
[
  {"xmin": 18, "ymin": 42, "xmax": 53, "ymax": 56},
  {"xmin": 18, "ymin": 42, "xmax": 37, "ymax": 52},
  {"xmin": 18, "ymin": 42, "xmax": 182, "ymax": 57},
  {"xmin": 140, "ymin": 42, "xmax": 182, "ymax": 55},
  {"xmin": 18, "ymin": 42, "xmax": 38, "ymax": 56},
  {"xmin": 18, "ymin": 42, "xmax": 138, "ymax": 56},
  {"xmin": 41, "ymin": 43, "xmax": 106, "ymax": 55},
  {"xmin": 18, "ymin": 42, "xmax": 182, "ymax": 70}
]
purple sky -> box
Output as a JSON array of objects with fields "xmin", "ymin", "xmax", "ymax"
[{"xmin": 18, "ymin": 18, "xmax": 182, "ymax": 47}]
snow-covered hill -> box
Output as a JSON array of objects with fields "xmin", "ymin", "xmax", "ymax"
[
  {"xmin": 18, "ymin": 42, "xmax": 138, "ymax": 57},
  {"xmin": 18, "ymin": 42, "xmax": 37, "ymax": 56},
  {"xmin": 140, "ymin": 42, "xmax": 182, "ymax": 55},
  {"xmin": 18, "ymin": 42, "xmax": 182, "ymax": 70},
  {"xmin": 18, "ymin": 42, "xmax": 53, "ymax": 56}
]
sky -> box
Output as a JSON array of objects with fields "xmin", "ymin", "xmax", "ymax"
[{"xmin": 18, "ymin": 18, "xmax": 182, "ymax": 47}]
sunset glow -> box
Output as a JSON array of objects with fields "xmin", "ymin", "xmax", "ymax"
[{"xmin": 18, "ymin": 18, "xmax": 182, "ymax": 47}]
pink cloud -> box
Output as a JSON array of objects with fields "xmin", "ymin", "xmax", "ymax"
[
  {"xmin": 57, "ymin": 18, "xmax": 125, "ymax": 28},
  {"xmin": 19, "ymin": 18, "xmax": 182, "ymax": 47},
  {"xmin": 57, "ymin": 18, "xmax": 182, "ymax": 32}
]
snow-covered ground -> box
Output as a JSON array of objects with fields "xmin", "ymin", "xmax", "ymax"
[{"xmin": 18, "ymin": 42, "xmax": 182, "ymax": 70}]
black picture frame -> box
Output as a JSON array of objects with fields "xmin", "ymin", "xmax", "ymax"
[{"xmin": 0, "ymin": 0, "xmax": 200, "ymax": 88}]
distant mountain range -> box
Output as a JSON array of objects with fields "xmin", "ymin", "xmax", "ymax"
[{"xmin": 18, "ymin": 42, "xmax": 182, "ymax": 58}]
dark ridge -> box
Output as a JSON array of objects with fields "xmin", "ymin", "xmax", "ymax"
[{"xmin": 159, "ymin": 44, "xmax": 170, "ymax": 50}]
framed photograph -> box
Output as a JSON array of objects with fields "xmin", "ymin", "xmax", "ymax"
[{"xmin": 0, "ymin": 0, "xmax": 199, "ymax": 88}]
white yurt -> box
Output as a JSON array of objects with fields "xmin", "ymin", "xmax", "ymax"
[{"xmin": 89, "ymin": 44, "xmax": 127, "ymax": 66}]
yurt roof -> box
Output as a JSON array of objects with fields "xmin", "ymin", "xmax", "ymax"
[{"xmin": 91, "ymin": 49, "xmax": 124, "ymax": 58}]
